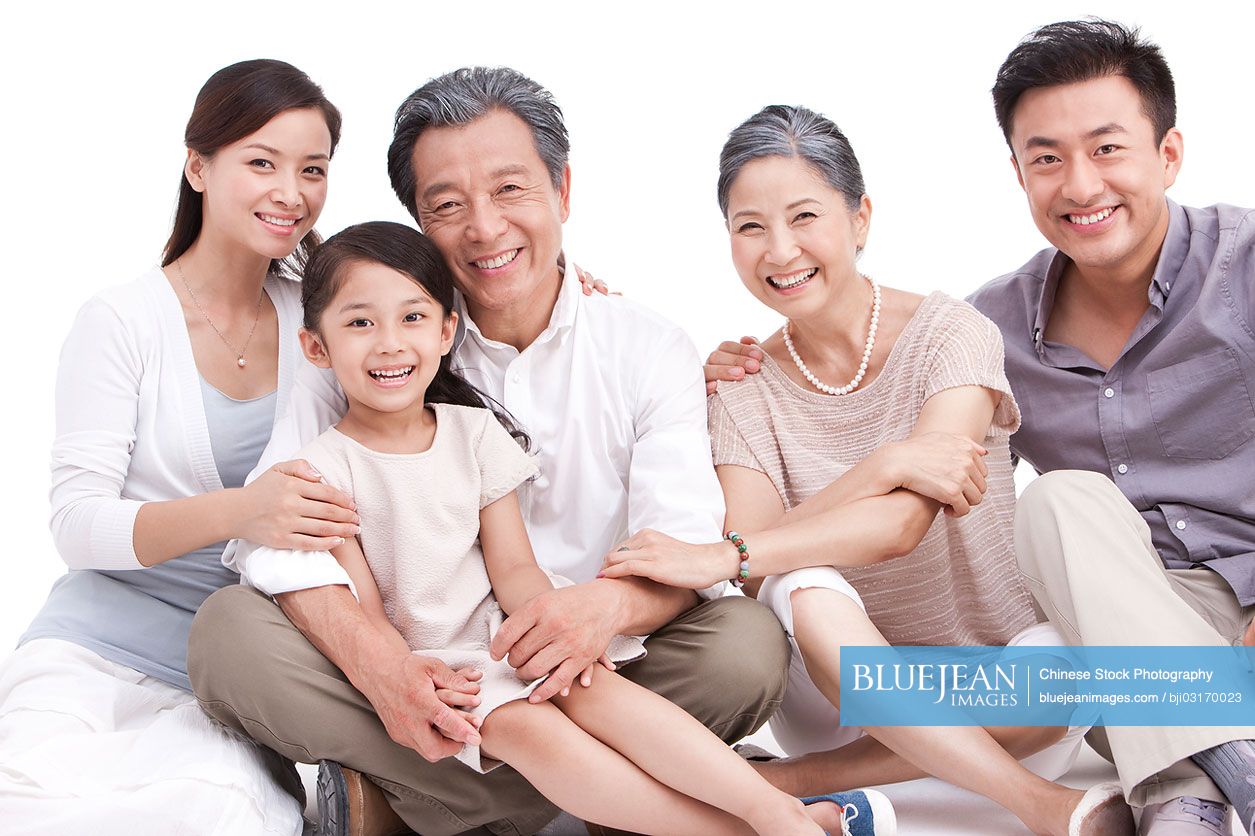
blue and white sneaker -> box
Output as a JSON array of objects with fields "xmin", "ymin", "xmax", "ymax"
[{"xmin": 801, "ymin": 789, "xmax": 896, "ymax": 835}]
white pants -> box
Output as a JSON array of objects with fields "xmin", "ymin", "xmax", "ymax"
[
  {"xmin": 1015, "ymin": 470, "xmax": 1255, "ymax": 805},
  {"xmin": 759, "ymin": 566, "xmax": 1087, "ymax": 781},
  {"xmin": 0, "ymin": 638, "xmax": 303, "ymax": 836}
]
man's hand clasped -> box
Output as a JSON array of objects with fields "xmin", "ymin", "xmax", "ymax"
[
  {"xmin": 490, "ymin": 583, "xmax": 621, "ymax": 703},
  {"xmin": 408, "ymin": 584, "xmax": 622, "ymax": 759},
  {"xmin": 366, "ymin": 652, "xmax": 484, "ymax": 762}
]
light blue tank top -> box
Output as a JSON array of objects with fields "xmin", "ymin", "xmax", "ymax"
[{"xmin": 21, "ymin": 377, "xmax": 277, "ymax": 691}]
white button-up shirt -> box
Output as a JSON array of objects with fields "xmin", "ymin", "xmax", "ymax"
[{"xmin": 230, "ymin": 262, "xmax": 727, "ymax": 596}]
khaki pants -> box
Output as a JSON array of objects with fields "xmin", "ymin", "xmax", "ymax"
[
  {"xmin": 1014, "ymin": 469, "xmax": 1255, "ymax": 807},
  {"xmin": 188, "ymin": 586, "xmax": 789, "ymax": 836}
]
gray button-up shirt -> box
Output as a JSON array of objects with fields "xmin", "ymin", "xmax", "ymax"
[{"xmin": 970, "ymin": 201, "xmax": 1255, "ymax": 605}]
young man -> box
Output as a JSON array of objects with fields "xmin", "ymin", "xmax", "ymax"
[
  {"xmin": 973, "ymin": 20, "xmax": 1254, "ymax": 836},
  {"xmin": 706, "ymin": 19, "xmax": 1255, "ymax": 836},
  {"xmin": 189, "ymin": 68, "xmax": 790, "ymax": 836}
]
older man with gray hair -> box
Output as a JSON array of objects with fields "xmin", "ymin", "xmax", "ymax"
[{"xmin": 187, "ymin": 67, "xmax": 789, "ymax": 836}]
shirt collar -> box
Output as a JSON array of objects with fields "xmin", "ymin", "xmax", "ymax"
[
  {"xmin": 1031, "ymin": 198, "xmax": 1185, "ymax": 353},
  {"xmin": 1148, "ymin": 199, "xmax": 1189, "ymax": 302},
  {"xmin": 452, "ymin": 252, "xmax": 579, "ymax": 355},
  {"xmin": 1032, "ymin": 252, "xmax": 1065, "ymax": 354}
]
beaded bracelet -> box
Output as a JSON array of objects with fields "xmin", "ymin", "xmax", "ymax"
[{"xmin": 725, "ymin": 530, "xmax": 751, "ymax": 587}]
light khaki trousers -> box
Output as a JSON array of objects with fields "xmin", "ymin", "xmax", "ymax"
[
  {"xmin": 1014, "ymin": 469, "xmax": 1255, "ymax": 807},
  {"xmin": 187, "ymin": 586, "xmax": 789, "ymax": 836}
]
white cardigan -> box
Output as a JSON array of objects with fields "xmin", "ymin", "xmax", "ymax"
[{"xmin": 49, "ymin": 267, "xmax": 302, "ymax": 571}]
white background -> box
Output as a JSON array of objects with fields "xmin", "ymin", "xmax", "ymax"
[{"xmin": 2, "ymin": 1, "xmax": 1252, "ymax": 649}]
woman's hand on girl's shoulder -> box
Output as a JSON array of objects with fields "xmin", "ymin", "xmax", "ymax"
[{"xmin": 231, "ymin": 459, "xmax": 361, "ymax": 549}]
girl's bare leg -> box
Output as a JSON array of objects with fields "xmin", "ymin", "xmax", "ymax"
[
  {"xmin": 754, "ymin": 724, "xmax": 1068, "ymax": 795},
  {"xmin": 789, "ymin": 587, "xmax": 1095, "ymax": 836},
  {"xmin": 550, "ymin": 667, "xmax": 832, "ymax": 835},
  {"xmin": 480, "ymin": 700, "xmax": 831, "ymax": 835}
]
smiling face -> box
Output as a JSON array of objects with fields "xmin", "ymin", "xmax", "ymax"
[
  {"xmin": 725, "ymin": 155, "xmax": 870, "ymax": 321},
  {"xmin": 409, "ymin": 109, "xmax": 570, "ymax": 321},
  {"xmin": 1009, "ymin": 74, "xmax": 1182, "ymax": 279},
  {"xmin": 300, "ymin": 260, "xmax": 457, "ymax": 420},
  {"xmin": 186, "ymin": 107, "xmax": 332, "ymax": 262}
]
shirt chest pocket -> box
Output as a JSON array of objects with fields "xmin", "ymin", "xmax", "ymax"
[{"xmin": 1145, "ymin": 349, "xmax": 1255, "ymax": 459}]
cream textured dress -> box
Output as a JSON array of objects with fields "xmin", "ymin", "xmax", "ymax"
[{"xmin": 295, "ymin": 402, "xmax": 642, "ymax": 772}]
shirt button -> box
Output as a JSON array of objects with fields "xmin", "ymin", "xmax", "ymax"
[
  {"xmin": 1104, "ymin": 387, "xmax": 1115, "ymax": 398},
  {"xmin": 1117, "ymin": 464, "xmax": 1128, "ymax": 474},
  {"xmin": 512, "ymin": 373, "xmax": 521, "ymax": 383},
  {"xmin": 1175, "ymin": 520, "xmax": 1187, "ymax": 531}
]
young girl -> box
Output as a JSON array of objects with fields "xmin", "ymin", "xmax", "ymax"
[{"xmin": 290, "ymin": 220, "xmax": 892, "ymax": 836}]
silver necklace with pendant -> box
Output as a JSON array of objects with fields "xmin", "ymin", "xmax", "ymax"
[{"xmin": 174, "ymin": 260, "xmax": 264, "ymax": 368}]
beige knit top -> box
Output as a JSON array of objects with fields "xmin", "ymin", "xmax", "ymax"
[{"xmin": 709, "ymin": 292, "xmax": 1038, "ymax": 646}]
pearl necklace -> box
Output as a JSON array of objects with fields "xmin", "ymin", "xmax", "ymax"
[{"xmin": 782, "ymin": 274, "xmax": 880, "ymax": 395}]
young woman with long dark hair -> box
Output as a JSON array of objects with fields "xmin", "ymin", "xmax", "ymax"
[{"xmin": 0, "ymin": 59, "xmax": 356, "ymax": 834}]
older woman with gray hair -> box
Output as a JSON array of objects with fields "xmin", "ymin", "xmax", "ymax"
[{"xmin": 601, "ymin": 105, "xmax": 1132, "ymax": 836}]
